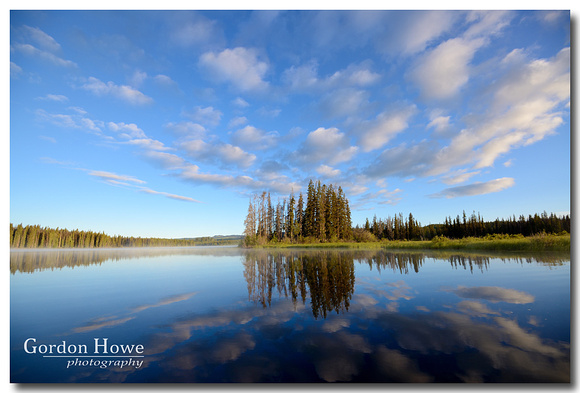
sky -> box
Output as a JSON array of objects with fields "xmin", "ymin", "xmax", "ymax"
[{"xmin": 9, "ymin": 9, "xmax": 571, "ymax": 238}]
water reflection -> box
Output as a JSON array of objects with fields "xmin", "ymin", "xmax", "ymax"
[
  {"xmin": 11, "ymin": 247, "xmax": 569, "ymax": 382},
  {"xmin": 10, "ymin": 246, "xmax": 242, "ymax": 274},
  {"xmin": 66, "ymin": 281, "xmax": 569, "ymax": 383},
  {"xmin": 241, "ymin": 249, "xmax": 567, "ymax": 319},
  {"xmin": 243, "ymin": 250, "xmax": 355, "ymax": 319},
  {"xmin": 11, "ymin": 246, "xmax": 568, "ymax": 274}
]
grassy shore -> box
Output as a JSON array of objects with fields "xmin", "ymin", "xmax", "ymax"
[{"xmin": 251, "ymin": 233, "xmax": 570, "ymax": 252}]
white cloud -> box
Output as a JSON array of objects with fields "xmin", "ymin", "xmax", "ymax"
[
  {"xmin": 231, "ymin": 125, "xmax": 278, "ymax": 150},
  {"xmin": 365, "ymin": 141, "xmax": 435, "ymax": 179},
  {"xmin": 170, "ymin": 12, "xmax": 223, "ymax": 47},
  {"xmin": 130, "ymin": 70, "xmax": 148, "ymax": 87},
  {"xmin": 142, "ymin": 150, "xmax": 187, "ymax": 170},
  {"xmin": 435, "ymin": 47, "xmax": 570, "ymax": 172},
  {"xmin": 440, "ymin": 170, "xmax": 481, "ymax": 185},
  {"xmin": 294, "ymin": 127, "xmax": 358, "ymax": 166},
  {"xmin": 183, "ymin": 106, "xmax": 222, "ymax": 127},
  {"xmin": 357, "ymin": 105, "xmax": 416, "ymax": 152},
  {"xmin": 429, "ymin": 177, "xmax": 515, "ymax": 199},
  {"xmin": 355, "ymin": 187, "xmax": 403, "ymax": 207},
  {"xmin": 125, "ymin": 138, "xmax": 171, "ymax": 152},
  {"xmin": 257, "ymin": 107, "xmax": 281, "ymax": 118},
  {"xmin": 316, "ymin": 165, "xmax": 341, "ymax": 177},
  {"xmin": 463, "ymin": 10, "xmax": 514, "ymax": 39},
  {"xmin": 283, "ymin": 61, "xmax": 380, "ymax": 92},
  {"xmin": 37, "ymin": 94, "xmax": 68, "ymax": 102},
  {"xmin": 35, "ymin": 109, "xmax": 104, "ymax": 134},
  {"xmin": 427, "ymin": 115, "xmax": 451, "ymax": 134},
  {"xmin": 87, "ymin": 169, "xmax": 200, "ymax": 203},
  {"xmin": 81, "ymin": 77, "xmax": 153, "ymax": 105},
  {"xmin": 199, "ymin": 47, "xmax": 269, "ymax": 92},
  {"xmin": 139, "ymin": 188, "xmax": 202, "ymax": 203},
  {"xmin": 179, "ymin": 139, "xmax": 256, "ymax": 169},
  {"xmin": 216, "ymin": 144, "xmax": 257, "ymax": 168},
  {"xmin": 409, "ymin": 37, "xmax": 484, "ymax": 100},
  {"xmin": 318, "ymin": 88, "xmax": 370, "ymax": 119},
  {"xmin": 13, "ymin": 43, "xmax": 77, "ymax": 67},
  {"xmin": 228, "ymin": 116, "xmax": 248, "ymax": 128},
  {"xmin": 178, "ymin": 164, "xmax": 294, "ymax": 193},
  {"xmin": 21, "ymin": 25, "xmax": 62, "ymax": 52},
  {"xmin": 108, "ymin": 122, "xmax": 146, "ymax": 139},
  {"xmin": 282, "ymin": 61, "xmax": 319, "ymax": 91},
  {"xmin": 165, "ymin": 122, "xmax": 208, "ymax": 139},
  {"xmin": 10, "ymin": 62, "xmax": 23, "ymax": 78},
  {"xmin": 379, "ymin": 11, "xmax": 458, "ymax": 56},
  {"xmin": 232, "ymin": 97, "xmax": 250, "ymax": 108},
  {"xmin": 88, "ymin": 170, "xmax": 146, "ymax": 185}
]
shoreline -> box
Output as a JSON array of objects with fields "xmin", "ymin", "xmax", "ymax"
[{"xmin": 246, "ymin": 233, "xmax": 571, "ymax": 253}]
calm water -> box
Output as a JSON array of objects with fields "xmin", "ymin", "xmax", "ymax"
[{"xmin": 10, "ymin": 247, "xmax": 570, "ymax": 383}]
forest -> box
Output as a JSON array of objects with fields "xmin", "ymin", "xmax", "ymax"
[
  {"xmin": 243, "ymin": 180, "xmax": 570, "ymax": 246},
  {"xmin": 358, "ymin": 210, "xmax": 571, "ymax": 241},
  {"xmin": 243, "ymin": 180, "xmax": 352, "ymax": 246},
  {"xmin": 10, "ymin": 178, "xmax": 570, "ymax": 249},
  {"xmin": 9, "ymin": 223, "xmax": 241, "ymax": 249}
]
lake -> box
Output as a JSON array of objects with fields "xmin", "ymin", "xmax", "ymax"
[{"xmin": 10, "ymin": 247, "xmax": 570, "ymax": 383}]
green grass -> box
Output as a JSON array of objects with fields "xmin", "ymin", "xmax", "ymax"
[
  {"xmin": 245, "ymin": 233, "xmax": 570, "ymax": 252},
  {"xmin": 385, "ymin": 233, "xmax": 570, "ymax": 252}
]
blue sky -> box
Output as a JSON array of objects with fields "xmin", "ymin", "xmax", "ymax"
[{"xmin": 9, "ymin": 9, "xmax": 571, "ymax": 238}]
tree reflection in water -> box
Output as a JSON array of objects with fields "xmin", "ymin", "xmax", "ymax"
[{"xmin": 243, "ymin": 250, "xmax": 355, "ymax": 319}]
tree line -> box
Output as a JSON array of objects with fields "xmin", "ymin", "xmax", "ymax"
[
  {"xmin": 360, "ymin": 210, "xmax": 570, "ymax": 241},
  {"xmin": 9, "ymin": 223, "xmax": 240, "ymax": 249},
  {"xmin": 243, "ymin": 180, "xmax": 352, "ymax": 246}
]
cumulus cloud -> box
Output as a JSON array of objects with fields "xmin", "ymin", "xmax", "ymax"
[
  {"xmin": 293, "ymin": 127, "xmax": 358, "ymax": 166},
  {"xmin": 35, "ymin": 109, "xmax": 104, "ymax": 135},
  {"xmin": 230, "ymin": 125, "xmax": 278, "ymax": 150},
  {"xmin": 365, "ymin": 141, "xmax": 435, "ymax": 179},
  {"xmin": 169, "ymin": 12, "xmax": 224, "ymax": 47},
  {"xmin": 183, "ymin": 106, "xmax": 222, "ymax": 127},
  {"xmin": 409, "ymin": 37, "xmax": 485, "ymax": 100},
  {"xmin": 316, "ymin": 165, "xmax": 341, "ymax": 178},
  {"xmin": 357, "ymin": 105, "xmax": 416, "ymax": 152},
  {"xmin": 232, "ymin": 97, "xmax": 250, "ymax": 108},
  {"xmin": 432, "ymin": 47, "xmax": 570, "ymax": 173},
  {"xmin": 364, "ymin": 44, "xmax": 569, "ymax": 189},
  {"xmin": 463, "ymin": 10, "xmax": 514, "ymax": 39},
  {"xmin": 199, "ymin": 47, "xmax": 269, "ymax": 92},
  {"xmin": 428, "ymin": 177, "xmax": 515, "ymax": 199},
  {"xmin": 427, "ymin": 111, "xmax": 452, "ymax": 135},
  {"xmin": 177, "ymin": 163, "xmax": 297, "ymax": 195},
  {"xmin": 318, "ymin": 88, "xmax": 370, "ymax": 119},
  {"xmin": 228, "ymin": 116, "xmax": 248, "ymax": 128},
  {"xmin": 378, "ymin": 10, "xmax": 458, "ymax": 56},
  {"xmin": 165, "ymin": 122, "xmax": 208, "ymax": 139},
  {"xmin": 179, "ymin": 139, "xmax": 256, "ymax": 169},
  {"xmin": 108, "ymin": 122, "xmax": 146, "ymax": 139},
  {"xmin": 283, "ymin": 60, "xmax": 381, "ymax": 92},
  {"xmin": 81, "ymin": 77, "xmax": 153, "ymax": 105}
]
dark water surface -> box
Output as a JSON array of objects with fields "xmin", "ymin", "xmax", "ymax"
[{"xmin": 10, "ymin": 247, "xmax": 570, "ymax": 383}]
